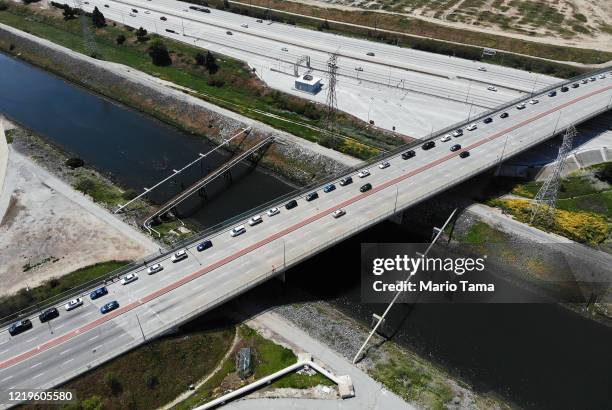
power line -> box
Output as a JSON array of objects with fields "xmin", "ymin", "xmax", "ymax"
[{"xmin": 324, "ymin": 53, "xmax": 338, "ymax": 133}]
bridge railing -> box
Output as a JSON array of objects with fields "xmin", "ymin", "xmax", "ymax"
[{"xmin": 1, "ymin": 67, "xmax": 610, "ymax": 331}]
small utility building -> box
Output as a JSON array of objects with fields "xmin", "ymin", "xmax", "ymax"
[{"xmin": 295, "ymin": 73, "xmax": 322, "ymax": 94}]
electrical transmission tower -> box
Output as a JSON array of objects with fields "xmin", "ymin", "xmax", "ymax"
[
  {"xmin": 324, "ymin": 53, "xmax": 339, "ymax": 132},
  {"xmin": 74, "ymin": 0, "xmax": 97, "ymax": 57},
  {"xmin": 530, "ymin": 125, "xmax": 576, "ymax": 225}
]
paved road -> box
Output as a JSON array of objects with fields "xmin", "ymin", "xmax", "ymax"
[{"xmin": 0, "ymin": 70, "xmax": 610, "ymax": 404}]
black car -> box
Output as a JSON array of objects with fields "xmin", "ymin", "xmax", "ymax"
[
  {"xmin": 104, "ymin": 4, "xmax": 109, "ymax": 7},
  {"xmin": 197, "ymin": 239, "xmax": 213, "ymax": 252},
  {"xmin": 339, "ymin": 176, "xmax": 353, "ymax": 186},
  {"xmin": 90, "ymin": 286, "xmax": 108, "ymax": 300},
  {"xmin": 548, "ymin": 91, "xmax": 557, "ymax": 97},
  {"xmin": 450, "ymin": 144, "xmax": 461, "ymax": 152},
  {"xmin": 360, "ymin": 183, "xmax": 372, "ymax": 193},
  {"xmin": 561, "ymin": 86, "xmax": 569, "ymax": 92},
  {"xmin": 500, "ymin": 112, "xmax": 509, "ymax": 119},
  {"xmin": 285, "ymin": 199, "xmax": 298, "ymax": 210},
  {"xmin": 483, "ymin": 117, "xmax": 493, "ymax": 124},
  {"xmin": 9, "ymin": 319, "xmax": 32, "ymax": 336},
  {"xmin": 100, "ymin": 301, "xmax": 119, "ymax": 315},
  {"xmin": 160, "ymin": 16, "xmax": 167, "ymax": 21},
  {"xmin": 202, "ymin": 8, "xmax": 211, "ymax": 13},
  {"xmin": 39, "ymin": 307, "xmax": 59, "ymax": 323},
  {"xmin": 459, "ymin": 151, "xmax": 470, "ymax": 158},
  {"xmin": 571, "ymin": 83, "xmax": 579, "ymax": 88},
  {"xmin": 421, "ymin": 141, "xmax": 435, "ymax": 150},
  {"xmin": 305, "ymin": 192, "xmax": 319, "ymax": 202},
  {"xmin": 189, "ymin": 5, "xmax": 199, "ymax": 9},
  {"xmin": 402, "ymin": 150, "xmax": 416, "ymax": 159}
]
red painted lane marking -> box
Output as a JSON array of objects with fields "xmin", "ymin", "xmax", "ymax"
[{"xmin": 1, "ymin": 85, "xmax": 610, "ymax": 371}]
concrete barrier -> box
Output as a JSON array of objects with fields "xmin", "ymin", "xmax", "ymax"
[{"xmin": 0, "ymin": 116, "xmax": 9, "ymax": 217}]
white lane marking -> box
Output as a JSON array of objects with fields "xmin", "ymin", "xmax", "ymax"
[
  {"xmin": 55, "ymin": 323, "xmax": 67, "ymax": 330},
  {"xmin": 25, "ymin": 337, "xmax": 37, "ymax": 343},
  {"xmin": 62, "ymin": 358, "xmax": 74, "ymax": 366},
  {"xmin": 89, "ymin": 335, "xmax": 99, "ymax": 341},
  {"xmin": 59, "ymin": 348, "xmax": 71, "ymax": 356},
  {"xmin": 32, "ymin": 372, "xmax": 45, "ymax": 379},
  {"xmin": 30, "ymin": 362, "xmax": 42, "ymax": 369},
  {"xmin": 92, "ymin": 345, "xmax": 103, "ymax": 351},
  {"xmin": 1, "ymin": 375, "xmax": 13, "ymax": 382},
  {"xmin": 0, "ymin": 349, "xmax": 9, "ymax": 355}
]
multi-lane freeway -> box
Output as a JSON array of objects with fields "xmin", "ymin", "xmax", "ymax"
[{"xmin": 0, "ymin": 68, "xmax": 610, "ymax": 400}]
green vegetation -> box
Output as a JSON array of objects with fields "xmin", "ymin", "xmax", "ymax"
[
  {"xmin": 22, "ymin": 319, "xmax": 236, "ymax": 410},
  {"xmin": 0, "ymin": 3, "xmax": 398, "ymax": 159},
  {"xmin": 461, "ymin": 220, "xmax": 508, "ymax": 244},
  {"xmin": 74, "ymin": 176, "xmax": 133, "ymax": 207},
  {"xmin": 0, "ymin": 261, "xmax": 128, "ymax": 318},
  {"xmin": 3, "ymin": 128, "xmax": 14, "ymax": 144}
]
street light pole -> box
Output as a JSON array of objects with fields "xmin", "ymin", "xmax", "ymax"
[{"xmin": 135, "ymin": 314, "xmax": 146, "ymax": 342}]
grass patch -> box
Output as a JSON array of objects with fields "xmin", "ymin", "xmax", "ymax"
[
  {"xmin": 23, "ymin": 319, "xmax": 236, "ymax": 410},
  {"xmin": 0, "ymin": 261, "xmax": 128, "ymax": 318},
  {"xmin": 461, "ymin": 221, "xmax": 508, "ymax": 244},
  {"xmin": 74, "ymin": 175, "xmax": 129, "ymax": 207},
  {"xmin": 512, "ymin": 175, "xmax": 605, "ymax": 199},
  {"xmin": 3, "ymin": 128, "xmax": 14, "ymax": 144}
]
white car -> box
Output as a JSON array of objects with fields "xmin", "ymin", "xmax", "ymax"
[
  {"xmin": 355, "ymin": 67, "xmax": 364, "ymax": 72},
  {"xmin": 440, "ymin": 135, "xmax": 451, "ymax": 143},
  {"xmin": 332, "ymin": 209, "xmax": 346, "ymax": 218},
  {"xmin": 357, "ymin": 169, "xmax": 370, "ymax": 178},
  {"xmin": 529, "ymin": 99, "xmax": 539, "ymax": 105},
  {"xmin": 121, "ymin": 273, "xmax": 138, "ymax": 285},
  {"xmin": 599, "ymin": 74, "xmax": 606, "ymax": 79},
  {"xmin": 129, "ymin": 13, "xmax": 136, "ymax": 17},
  {"xmin": 266, "ymin": 207, "xmax": 280, "ymax": 217},
  {"xmin": 487, "ymin": 86, "xmax": 497, "ymax": 92},
  {"xmin": 467, "ymin": 123, "xmax": 477, "ymax": 131},
  {"xmin": 231, "ymin": 225, "xmax": 246, "ymax": 237},
  {"xmin": 64, "ymin": 298, "xmax": 83, "ymax": 311},
  {"xmin": 241, "ymin": 23, "xmax": 248, "ymax": 28},
  {"xmin": 171, "ymin": 249, "xmax": 188, "ymax": 263},
  {"xmin": 147, "ymin": 263, "xmax": 163, "ymax": 275},
  {"xmin": 478, "ymin": 66, "xmax": 487, "ymax": 72},
  {"xmin": 378, "ymin": 161, "xmax": 390, "ymax": 169},
  {"xmin": 516, "ymin": 102, "xmax": 526, "ymax": 110},
  {"xmin": 144, "ymin": 10, "xmax": 150, "ymax": 14},
  {"xmin": 248, "ymin": 215, "xmax": 263, "ymax": 226}
]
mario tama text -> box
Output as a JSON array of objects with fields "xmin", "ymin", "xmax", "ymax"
[{"xmin": 361, "ymin": 243, "xmax": 502, "ymax": 303}]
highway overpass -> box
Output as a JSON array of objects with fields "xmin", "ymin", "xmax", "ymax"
[{"xmin": 0, "ymin": 68, "xmax": 611, "ymax": 403}]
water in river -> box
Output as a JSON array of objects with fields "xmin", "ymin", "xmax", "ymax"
[{"xmin": 2, "ymin": 52, "xmax": 611, "ymax": 409}]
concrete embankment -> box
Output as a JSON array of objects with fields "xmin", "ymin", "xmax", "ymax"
[
  {"xmin": 0, "ymin": 116, "xmax": 9, "ymax": 222},
  {"xmin": 0, "ymin": 23, "xmax": 360, "ymax": 186}
]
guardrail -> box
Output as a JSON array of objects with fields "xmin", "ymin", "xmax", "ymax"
[{"xmin": 1, "ymin": 67, "xmax": 610, "ymax": 331}]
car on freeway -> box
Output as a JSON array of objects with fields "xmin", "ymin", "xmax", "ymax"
[
  {"xmin": 189, "ymin": 5, "xmax": 199, "ymax": 9},
  {"xmin": 129, "ymin": 13, "xmax": 136, "ymax": 17},
  {"xmin": 467, "ymin": 123, "xmax": 477, "ymax": 131},
  {"xmin": 203, "ymin": 8, "xmax": 211, "ymax": 13},
  {"xmin": 422, "ymin": 140, "xmax": 435, "ymax": 150},
  {"xmin": 402, "ymin": 150, "xmax": 416, "ymax": 159},
  {"xmin": 561, "ymin": 86, "xmax": 569, "ymax": 92},
  {"xmin": 256, "ymin": 19, "xmax": 263, "ymax": 23},
  {"xmin": 355, "ymin": 67, "xmax": 364, "ymax": 72},
  {"xmin": 231, "ymin": 225, "xmax": 246, "ymax": 237},
  {"xmin": 171, "ymin": 249, "xmax": 188, "ymax": 263},
  {"xmin": 339, "ymin": 176, "xmax": 353, "ymax": 186},
  {"xmin": 450, "ymin": 144, "xmax": 461, "ymax": 152},
  {"xmin": 226, "ymin": 31, "xmax": 233, "ymax": 35},
  {"xmin": 197, "ymin": 239, "xmax": 213, "ymax": 251},
  {"xmin": 65, "ymin": 297, "xmax": 84, "ymax": 311},
  {"xmin": 90, "ymin": 286, "xmax": 108, "ymax": 300},
  {"xmin": 478, "ymin": 66, "xmax": 487, "ymax": 72},
  {"xmin": 572, "ymin": 83, "xmax": 579, "ymax": 88},
  {"xmin": 323, "ymin": 183, "xmax": 336, "ymax": 193},
  {"xmin": 516, "ymin": 102, "xmax": 526, "ymax": 109},
  {"xmin": 144, "ymin": 10, "xmax": 150, "ymax": 14},
  {"xmin": 248, "ymin": 215, "xmax": 263, "ymax": 226},
  {"xmin": 590, "ymin": 77, "xmax": 596, "ymax": 82},
  {"xmin": 332, "ymin": 209, "xmax": 346, "ymax": 218},
  {"xmin": 599, "ymin": 74, "xmax": 606, "ymax": 79},
  {"xmin": 8, "ymin": 319, "xmax": 32, "ymax": 336},
  {"xmin": 440, "ymin": 134, "xmax": 451, "ymax": 143},
  {"xmin": 100, "ymin": 301, "xmax": 119, "ymax": 314},
  {"xmin": 548, "ymin": 91, "xmax": 557, "ymax": 97},
  {"xmin": 104, "ymin": 4, "xmax": 109, "ymax": 7},
  {"xmin": 452, "ymin": 129, "xmax": 463, "ymax": 137},
  {"xmin": 39, "ymin": 307, "xmax": 59, "ymax": 323},
  {"xmin": 378, "ymin": 161, "xmax": 390, "ymax": 169},
  {"xmin": 281, "ymin": 47, "xmax": 288, "ymax": 52},
  {"xmin": 131, "ymin": 8, "xmax": 138, "ymax": 13},
  {"xmin": 166, "ymin": 29, "xmax": 176, "ymax": 34},
  {"xmin": 360, "ymin": 183, "xmax": 372, "ymax": 193},
  {"xmin": 285, "ymin": 199, "xmax": 298, "ymax": 209},
  {"xmin": 366, "ymin": 52, "xmax": 375, "ymax": 56},
  {"xmin": 459, "ymin": 151, "xmax": 470, "ymax": 158},
  {"xmin": 357, "ymin": 169, "xmax": 370, "ymax": 178},
  {"xmin": 160, "ymin": 16, "xmax": 167, "ymax": 21},
  {"xmin": 487, "ymin": 86, "xmax": 497, "ymax": 92},
  {"xmin": 529, "ymin": 99, "xmax": 539, "ymax": 105},
  {"xmin": 266, "ymin": 207, "xmax": 280, "ymax": 217},
  {"xmin": 500, "ymin": 112, "xmax": 509, "ymax": 119},
  {"xmin": 483, "ymin": 117, "xmax": 493, "ymax": 124},
  {"xmin": 305, "ymin": 192, "xmax": 319, "ymax": 201},
  {"xmin": 241, "ymin": 24, "xmax": 248, "ymax": 28},
  {"xmin": 580, "ymin": 79, "xmax": 588, "ymax": 84},
  {"xmin": 147, "ymin": 263, "xmax": 163, "ymax": 274},
  {"xmin": 121, "ymin": 273, "xmax": 138, "ymax": 285}
]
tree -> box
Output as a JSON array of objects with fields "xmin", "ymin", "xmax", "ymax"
[
  {"xmin": 91, "ymin": 6, "xmax": 106, "ymax": 28},
  {"xmin": 135, "ymin": 26, "xmax": 149, "ymax": 42},
  {"xmin": 116, "ymin": 34, "xmax": 126, "ymax": 45},
  {"xmin": 194, "ymin": 52, "xmax": 205, "ymax": 66},
  {"xmin": 81, "ymin": 395, "xmax": 104, "ymax": 410},
  {"xmin": 65, "ymin": 157, "xmax": 84, "ymax": 168},
  {"xmin": 62, "ymin": 5, "xmax": 76, "ymax": 20},
  {"xmin": 223, "ymin": 0, "xmax": 229, "ymax": 9},
  {"xmin": 595, "ymin": 163, "xmax": 612, "ymax": 184},
  {"xmin": 204, "ymin": 50, "xmax": 218, "ymax": 73},
  {"xmin": 103, "ymin": 372, "xmax": 122, "ymax": 395},
  {"xmin": 148, "ymin": 41, "xmax": 172, "ymax": 66},
  {"xmin": 0, "ymin": 1, "xmax": 8, "ymax": 11}
]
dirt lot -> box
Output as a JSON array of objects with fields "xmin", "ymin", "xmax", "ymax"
[
  {"xmin": 290, "ymin": 0, "xmax": 612, "ymax": 52},
  {"xmin": 0, "ymin": 127, "xmax": 158, "ymax": 298}
]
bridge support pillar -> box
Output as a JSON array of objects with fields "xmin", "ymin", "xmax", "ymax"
[
  {"xmin": 388, "ymin": 211, "xmax": 405, "ymax": 225},
  {"xmin": 276, "ymin": 270, "xmax": 286, "ymax": 283}
]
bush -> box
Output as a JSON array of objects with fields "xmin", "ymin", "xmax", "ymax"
[
  {"xmin": 194, "ymin": 52, "xmax": 205, "ymax": 66},
  {"xmin": 121, "ymin": 189, "xmax": 137, "ymax": 200},
  {"xmin": 148, "ymin": 41, "xmax": 172, "ymax": 66},
  {"xmin": 116, "ymin": 34, "xmax": 126, "ymax": 45},
  {"xmin": 0, "ymin": 1, "xmax": 8, "ymax": 11},
  {"xmin": 104, "ymin": 372, "xmax": 122, "ymax": 395},
  {"xmin": 75, "ymin": 177, "xmax": 96, "ymax": 194},
  {"xmin": 65, "ymin": 157, "xmax": 84, "ymax": 168},
  {"xmin": 135, "ymin": 27, "xmax": 149, "ymax": 42},
  {"xmin": 595, "ymin": 162, "xmax": 612, "ymax": 184},
  {"xmin": 91, "ymin": 6, "xmax": 106, "ymax": 28}
]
